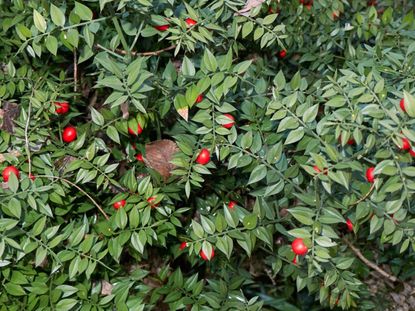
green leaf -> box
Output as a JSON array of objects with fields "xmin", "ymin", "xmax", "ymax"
[
  {"xmin": 45, "ymin": 36, "xmax": 58, "ymax": 55},
  {"xmin": 302, "ymin": 104, "xmax": 319, "ymax": 123},
  {"xmin": 8, "ymin": 172, "xmax": 19, "ymax": 193},
  {"xmin": 203, "ymin": 49, "xmax": 217, "ymax": 72},
  {"xmin": 50, "ymin": 4, "xmax": 65, "ymax": 27},
  {"xmin": 33, "ymin": 10, "xmax": 47, "ymax": 33},
  {"xmin": 56, "ymin": 298, "xmax": 78, "ymax": 311},
  {"xmin": 243, "ymin": 214, "xmax": 257, "ymax": 230},
  {"xmin": 74, "ymin": 1, "xmax": 93, "ymax": 21},
  {"xmin": 106, "ymin": 125, "xmax": 120, "ymax": 144},
  {"xmin": 285, "ymin": 127, "xmax": 304, "ymax": 144},
  {"xmin": 131, "ymin": 231, "xmax": 146, "ymax": 254},
  {"xmin": 91, "ymin": 107, "xmax": 105, "ymax": 126},
  {"xmin": 182, "ymin": 56, "xmax": 195, "ymax": 76},
  {"xmin": 288, "ymin": 207, "xmax": 315, "ymax": 225},
  {"xmin": 8, "ymin": 198, "xmax": 21, "ymax": 219},
  {"xmin": 192, "ymin": 220, "xmax": 204, "ymax": 238},
  {"xmin": 247, "ymin": 164, "xmax": 267, "ymax": 184},
  {"xmin": 404, "ymin": 90, "xmax": 415, "ymax": 117},
  {"xmin": 216, "ymin": 236, "xmax": 233, "ymax": 259},
  {"xmin": 200, "ymin": 215, "xmax": 215, "ymax": 234},
  {"xmin": 4, "ymin": 283, "xmax": 25, "ymax": 296}
]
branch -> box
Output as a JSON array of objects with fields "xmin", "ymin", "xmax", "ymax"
[
  {"xmin": 74, "ymin": 49, "xmax": 78, "ymax": 93},
  {"xmin": 25, "ymin": 94, "xmax": 33, "ymax": 177},
  {"xmin": 36, "ymin": 175, "xmax": 109, "ymax": 220},
  {"xmin": 350, "ymin": 183, "xmax": 375, "ymax": 206},
  {"xmin": 95, "ymin": 44, "xmax": 176, "ymax": 57},
  {"xmin": 343, "ymin": 238, "xmax": 398, "ymax": 284}
]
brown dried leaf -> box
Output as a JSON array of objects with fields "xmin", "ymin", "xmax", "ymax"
[
  {"xmin": 0, "ymin": 150, "xmax": 21, "ymax": 163},
  {"xmin": 177, "ymin": 107, "xmax": 188, "ymax": 121},
  {"xmin": 0, "ymin": 101, "xmax": 20, "ymax": 134},
  {"xmin": 121, "ymin": 101, "xmax": 129, "ymax": 119},
  {"xmin": 100, "ymin": 280, "xmax": 113, "ymax": 296},
  {"xmin": 143, "ymin": 140, "xmax": 179, "ymax": 180},
  {"xmin": 236, "ymin": 0, "xmax": 265, "ymax": 16}
]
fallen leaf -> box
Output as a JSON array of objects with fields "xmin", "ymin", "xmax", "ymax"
[
  {"xmin": 144, "ymin": 140, "xmax": 179, "ymax": 180},
  {"xmin": 0, "ymin": 150, "xmax": 21, "ymax": 163},
  {"xmin": 236, "ymin": 0, "xmax": 265, "ymax": 16},
  {"xmin": 100, "ymin": 280, "xmax": 113, "ymax": 296},
  {"xmin": 0, "ymin": 101, "xmax": 20, "ymax": 134},
  {"xmin": 121, "ymin": 101, "xmax": 129, "ymax": 119},
  {"xmin": 177, "ymin": 107, "xmax": 188, "ymax": 121}
]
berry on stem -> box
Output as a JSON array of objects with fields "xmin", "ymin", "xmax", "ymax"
[
  {"xmin": 195, "ymin": 94, "xmax": 203, "ymax": 104},
  {"xmin": 179, "ymin": 242, "xmax": 188, "ymax": 250},
  {"xmin": 55, "ymin": 101, "xmax": 69, "ymax": 114},
  {"xmin": 2, "ymin": 165, "xmax": 19, "ymax": 182},
  {"xmin": 228, "ymin": 201, "xmax": 236, "ymax": 209},
  {"xmin": 136, "ymin": 153, "xmax": 144, "ymax": 162},
  {"xmin": 346, "ymin": 219, "xmax": 353, "ymax": 232},
  {"xmin": 222, "ymin": 114, "xmax": 235, "ymax": 129},
  {"xmin": 278, "ymin": 50, "xmax": 287, "ymax": 58},
  {"xmin": 128, "ymin": 123, "xmax": 143, "ymax": 136},
  {"xmin": 113, "ymin": 200, "xmax": 126, "ymax": 209},
  {"xmin": 401, "ymin": 137, "xmax": 411, "ymax": 150},
  {"xmin": 185, "ymin": 18, "xmax": 197, "ymax": 26},
  {"xmin": 147, "ymin": 196, "xmax": 159, "ymax": 208},
  {"xmin": 400, "ymin": 98, "xmax": 406, "ymax": 112},
  {"xmin": 62, "ymin": 126, "xmax": 77, "ymax": 143},
  {"xmin": 196, "ymin": 149, "xmax": 210, "ymax": 165},
  {"xmin": 366, "ymin": 167, "xmax": 375, "ymax": 183},
  {"xmin": 154, "ymin": 24, "xmax": 170, "ymax": 31},
  {"xmin": 200, "ymin": 248, "xmax": 215, "ymax": 261},
  {"xmin": 291, "ymin": 238, "xmax": 308, "ymax": 256}
]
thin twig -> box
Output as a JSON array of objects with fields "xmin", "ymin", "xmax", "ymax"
[
  {"xmin": 25, "ymin": 94, "xmax": 33, "ymax": 177},
  {"xmin": 95, "ymin": 44, "xmax": 176, "ymax": 57},
  {"xmin": 350, "ymin": 183, "xmax": 375, "ymax": 206},
  {"xmin": 36, "ymin": 175, "xmax": 109, "ymax": 220},
  {"xmin": 343, "ymin": 238, "xmax": 398, "ymax": 284},
  {"xmin": 74, "ymin": 49, "xmax": 78, "ymax": 93}
]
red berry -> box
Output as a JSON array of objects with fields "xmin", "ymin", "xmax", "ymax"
[
  {"xmin": 2, "ymin": 165, "xmax": 19, "ymax": 182},
  {"xmin": 222, "ymin": 114, "xmax": 235, "ymax": 129},
  {"xmin": 136, "ymin": 153, "xmax": 144, "ymax": 162},
  {"xmin": 113, "ymin": 200, "xmax": 126, "ymax": 209},
  {"xmin": 179, "ymin": 242, "xmax": 188, "ymax": 250},
  {"xmin": 55, "ymin": 101, "xmax": 69, "ymax": 114},
  {"xmin": 279, "ymin": 50, "xmax": 287, "ymax": 58},
  {"xmin": 346, "ymin": 219, "xmax": 353, "ymax": 232},
  {"xmin": 401, "ymin": 138, "xmax": 411, "ymax": 150},
  {"xmin": 228, "ymin": 201, "xmax": 236, "ymax": 209},
  {"xmin": 332, "ymin": 11, "xmax": 340, "ymax": 19},
  {"xmin": 185, "ymin": 18, "xmax": 197, "ymax": 26},
  {"xmin": 366, "ymin": 167, "xmax": 375, "ymax": 183},
  {"xmin": 62, "ymin": 126, "xmax": 77, "ymax": 143},
  {"xmin": 147, "ymin": 196, "xmax": 159, "ymax": 208},
  {"xmin": 313, "ymin": 165, "xmax": 321, "ymax": 173},
  {"xmin": 29, "ymin": 173, "xmax": 36, "ymax": 181},
  {"xmin": 195, "ymin": 94, "xmax": 203, "ymax": 104},
  {"xmin": 338, "ymin": 135, "xmax": 355, "ymax": 145},
  {"xmin": 128, "ymin": 123, "xmax": 143, "ymax": 136},
  {"xmin": 292, "ymin": 238, "xmax": 308, "ymax": 256},
  {"xmin": 200, "ymin": 248, "xmax": 215, "ymax": 261},
  {"xmin": 292, "ymin": 256, "xmax": 297, "ymax": 265},
  {"xmin": 154, "ymin": 24, "xmax": 170, "ymax": 31},
  {"xmin": 195, "ymin": 148, "xmax": 210, "ymax": 165},
  {"xmin": 400, "ymin": 98, "xmax": 406, "ymax": 112}
]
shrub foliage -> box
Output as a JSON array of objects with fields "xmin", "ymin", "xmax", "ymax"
[{"xmin": 1, "ymin": 0, "xmax": 415, "ymax": 310}]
